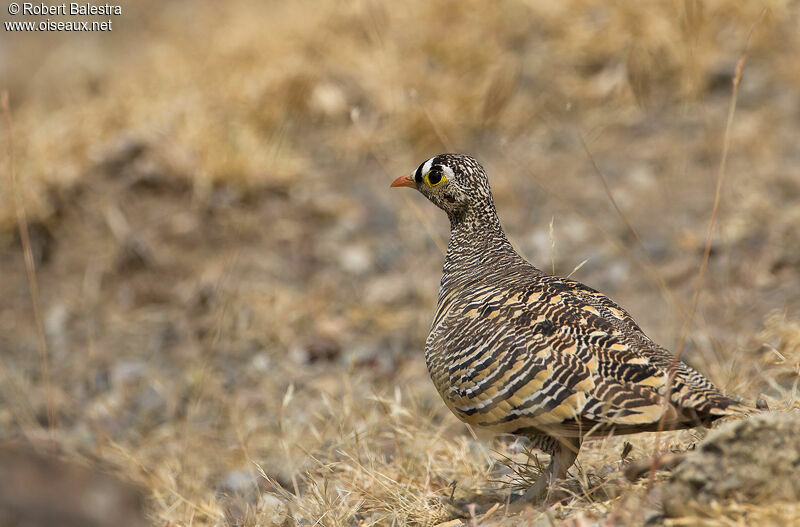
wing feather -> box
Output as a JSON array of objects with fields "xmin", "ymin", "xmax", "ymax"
[{"xmin": 425, "ymin": 272, "xmax": 744, "ymax": 438}]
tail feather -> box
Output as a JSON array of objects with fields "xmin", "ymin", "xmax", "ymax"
[{"xmin": 706, "ymin": 397, "xmax": 753, "ymax": 416}]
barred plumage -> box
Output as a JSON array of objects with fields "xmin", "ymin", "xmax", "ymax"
[{"xmin": 392, "ymin": 154, "xmax": 748, "ymax": 506}]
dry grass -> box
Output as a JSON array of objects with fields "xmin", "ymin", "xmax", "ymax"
[{"xmin": 2, "ymin": 0, "xmax": 800, "ymax": 525}]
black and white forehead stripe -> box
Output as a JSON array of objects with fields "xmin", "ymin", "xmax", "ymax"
[{"xmin": 413, "ymin": 156, "xmax": 455, "ymax": 185}]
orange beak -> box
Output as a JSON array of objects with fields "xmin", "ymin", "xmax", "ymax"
[{"xmin": 390, "ymin": 175, "xmax": 415, "ymax": 188}]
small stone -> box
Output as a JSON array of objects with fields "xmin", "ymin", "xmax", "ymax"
[
  {"xmin": 111, "ymin": 360, "xmax": 148, "ymax": 385},
  {"xmin": 364, "ymin": 275, "xmax": 411, "ymax": 305},
  {"xmin": 433, "ymin": 520, "xmax": 467, "ymax": 527},
  {"xmin": 251, "ymin": 353, "xmax": 270, "ymax": 372},
  {"xmin": 44, "ymin": 303, "xmax": 70, "ymax": 342},
  {"xmin": 642, "ymin": 507, "xmax": 665, "ymax": 525},
  {"xmin": 257, "ymin": 493, "xmax": 292, "ymax": 527},
  {"xmin": 337, "ymin": 244, "xmax": 372, "ymax": 274},
  {"xmin": 114, "ymin": 236, "xmax": 156, "ymax": 273},
  {"xmin": 594, "ymin": 477, "xmax": 625, "ymax": 500},
  {"xmin": 217, "ymin": 470, "xmax": 260, "ymax": 503},
  {"xmin": 292, "ymin": 336, "xmax": 340, "ymax": 364},
  {"xmin": 134, "ymin": 385, "xmax": 166, "ymax": 418},
  {"xmin": 598, "ymin": 463, "xmax": 617, "ymax": 477},
  {"xmin": 96, "ymin": 136, "xmax": 146, "ymax": 175},
  {"xmin": 624, "ymin": 453, "xmax": 684, "ymax": 482},
  {"xmin": 310, "ymin": 82, "xmax": 348, "ymax": 119}
]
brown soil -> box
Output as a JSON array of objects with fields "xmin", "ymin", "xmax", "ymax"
[{"xmin": 2, "ymin": 1, "xmax": 800, "ymax": 525}]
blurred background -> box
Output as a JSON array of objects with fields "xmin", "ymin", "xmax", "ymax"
[{"xmin": 1, "ymin": 1, "xmax": 799, "ymax": 525}]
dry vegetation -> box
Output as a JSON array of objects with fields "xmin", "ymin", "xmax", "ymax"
[{"xmin": 2, "ymin": 0, "xmax": 800, "ymax": 525}]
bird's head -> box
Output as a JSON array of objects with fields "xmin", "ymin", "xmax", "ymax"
[{"xmin": 390, "ymin": 154, "xmax": 496, "ymax": 222}]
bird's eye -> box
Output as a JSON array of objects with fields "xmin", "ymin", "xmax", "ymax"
[{"xmin": 424, "ymin": 169, "xmax": 446, "ymax": 188}]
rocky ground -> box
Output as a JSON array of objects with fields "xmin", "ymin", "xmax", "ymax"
[{"xmin": 1, "ymin": 1, "xmax": 800, "ymax": 525}]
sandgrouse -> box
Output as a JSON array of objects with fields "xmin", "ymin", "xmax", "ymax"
[{"xmin": 391, "ymin": 153, "xmax": 747, "ymax": 506}]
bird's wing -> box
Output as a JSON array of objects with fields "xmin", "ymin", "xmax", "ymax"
[
  {"xmin": 426, "ymin": 273, "xmax": 744, "ymax": 437},
  {"xmin": 550, "ymin": 274, "xmax": 749, "ymax": 419}
]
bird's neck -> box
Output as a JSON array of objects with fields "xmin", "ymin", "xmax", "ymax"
[{"xmin": 440, "ymin": 208, "xmax": 521, "ymax": 296}]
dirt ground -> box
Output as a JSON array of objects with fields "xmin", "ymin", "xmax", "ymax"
[{"xmin": 2, "ymin": 1, "xmax": 800, "ymax": 525}]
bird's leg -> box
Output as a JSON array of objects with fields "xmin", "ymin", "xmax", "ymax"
[{"xmin": 509, "ymin": 435, "xmax": 581, "ymax": 510}]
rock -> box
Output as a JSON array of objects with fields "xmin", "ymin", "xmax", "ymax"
[
  {"xmin": 0, "ymin": 444, "xmax": 147, "ymax": 527},
  {"xmin": 290, "ymin": 335, "xmax": 340, "ymax": 364},
  {"xmin": 661, "ymin": 411, "xmax": 800, "ymax": 517},
  {"xmin": 624, "ymin": 453, "xmax": 685, "ymax": 482}
]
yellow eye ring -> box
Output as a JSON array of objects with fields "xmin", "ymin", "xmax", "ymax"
[{"xmin": 424, "ymin": 169, "xmax": 447, "ymax": 188}]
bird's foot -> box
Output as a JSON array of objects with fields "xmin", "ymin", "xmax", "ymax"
[
  {"xmin": 507, "ymin": 477, "xmax": 552, "ymax": 512},
  {"xmin": 506, "ymin": 475, "xmax": 574, "ymax": 512}
]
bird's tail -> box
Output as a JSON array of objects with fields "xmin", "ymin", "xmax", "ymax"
[{"xmin": 707, "ymin": 396, "xmax": 754, "ymax": 417}]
